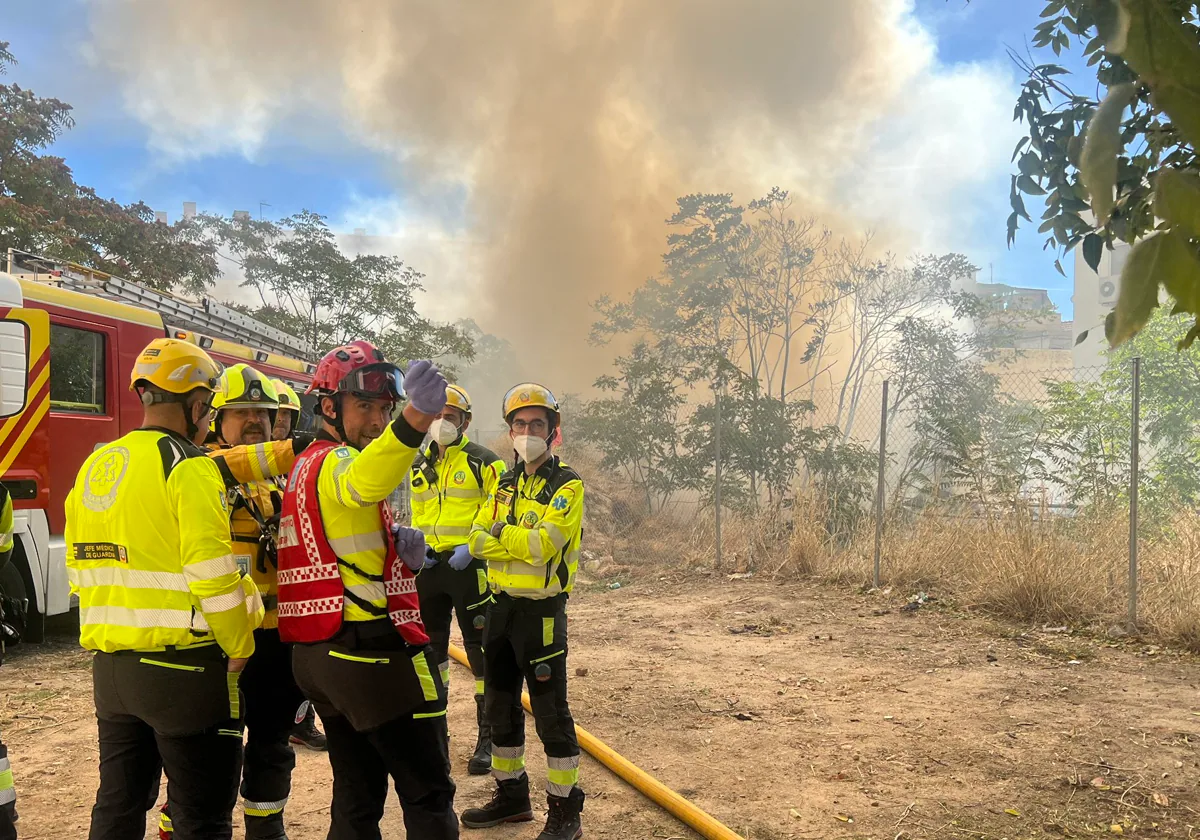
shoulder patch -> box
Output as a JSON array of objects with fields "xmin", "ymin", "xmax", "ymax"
[
  {"xmin": 157, "ymin": 434, "xmax": 204, "ymax": 480},
  {"xmin": 333, "ymin": 446, "xmax": 353, "ymax": 460},
  {"xmin": 550, "ymin": 492, "xmax": 572, "ymax": 512}
]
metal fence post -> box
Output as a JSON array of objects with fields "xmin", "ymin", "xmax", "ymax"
[
  {"xmin": 873, "ymin": 380, "xmax": 889, "ymax": 590},
  {"xmin": 714, "ymin": 382, "xmax": 723, "ymax": 572},
  {"xmin": 1128, "ymin": 356, "xmax": 1141, "ymax": 629}
]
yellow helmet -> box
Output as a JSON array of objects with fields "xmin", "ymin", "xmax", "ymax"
[
  {"xmin": 212, "ymin": 364, "xmax": 279, "ymax": 413},
  {"xmin": 270, "ymin": 379, "xmax": 302, "ymax": 415},
  {"xmin": 129, "ymin": 338, "xmax": 221, "ymax": 394},
  {"xmin": 446, "ymin": 384, "xmax": 472, "ymax": 416},
  {"xmin": 502, "ymin": 383, "xmax": 560, "ymax": 424}
]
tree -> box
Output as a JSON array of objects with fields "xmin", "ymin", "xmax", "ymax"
[
  {"xmin": 0, "ymin": 42, "xmax": 219, "ymax": 293},
  {"xmin": 575, "ymin": 342, "xmax": 690, "ymax": 514},
  {"xmin": 1009, "ymin": 1, "xmax": 1200, "ymax": 347},
  {"xmin": 207, "ymin": 210, "xmax": 473, "ymax": 365}
]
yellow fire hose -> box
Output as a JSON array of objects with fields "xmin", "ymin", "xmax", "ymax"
[{"xmin": 447, "ymin": 643, "xmax": 745, "ymax": 840}]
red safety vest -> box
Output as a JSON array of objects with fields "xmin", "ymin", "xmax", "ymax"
[{"xmin": 276, "ymin": 440, "xmax": 428, "ymax": 645}]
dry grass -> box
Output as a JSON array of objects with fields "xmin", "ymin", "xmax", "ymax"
[{"xmin": 582, "ymin": 482, "xmax": 1200, "ymax": 652}]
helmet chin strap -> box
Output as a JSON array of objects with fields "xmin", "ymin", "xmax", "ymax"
[{"xmin": 319, "ymin": 395, "xmax": 349, "ymax": 444}]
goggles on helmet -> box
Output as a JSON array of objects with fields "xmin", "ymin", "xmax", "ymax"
[{"xmin": 338, "ymin": 362, "xmax": 404, "ymax": 401}]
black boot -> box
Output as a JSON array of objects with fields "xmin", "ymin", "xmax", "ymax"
[
  {"xmin": 245, "ymin": 812, "xmax": 289, "ymax": 840},
  {"xmin": 468, "ymin": 695, "xmax": 492, "ymax": 776},
  {"xmin": 537, "ymin": 788, "xmax": 584, "ymax": 840},
  {"xmin": 460, "ymin": 777, "xmax": 533, "ymax": 829},
  {"xmin": 289, "ymin": 704, "xmax": 327, "ymax": 751}
]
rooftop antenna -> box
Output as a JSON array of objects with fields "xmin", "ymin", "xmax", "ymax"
[{"xmin": 259, "ymin": 201, "xmax": 272, "ymax": 220}]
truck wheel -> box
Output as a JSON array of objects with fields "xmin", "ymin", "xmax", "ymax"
[{"xmin": 0, "ymin": 550, "xmax": 45, "ymax": 644}]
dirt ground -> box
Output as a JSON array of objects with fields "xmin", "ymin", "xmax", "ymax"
[{"xmin": 5, "ymin": 572, "xmax": 1200, "ymax": 840}]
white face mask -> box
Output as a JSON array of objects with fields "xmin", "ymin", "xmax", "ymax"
[
  {"xmin": 512, "ymin": 434, "xmax": 548, "ymax": 463},
  {"xmin": 429, "ymin": 417, "xmax": 460, "ymax": 446}
]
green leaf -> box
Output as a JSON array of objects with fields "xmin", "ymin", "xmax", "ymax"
[
  {"xmin": 1075, "ymin": 329, "xmax": 1090, "ymax": 346},
  {"xmin": 1018, "ymin": 174, "xmax": 1048, "ymax": 196},
  {"xmin": 1081, "ymin": 83, "xmax": 1137, "ymax": 225},
  {"xmin": 1018, "ymin": 151, "xmax": 1045, "ymax": 178},
  {"xmin": 1110, "ymin": 231, "xmax": 1179, "ymax": 346},
  {"xmin": 1114, "ymin": 0, "xmax": 1200, "ymax": 149},
  {"xmin": 1011, "ymin": 136, "xmax": 1031, "ymax": 162},
  {"xmin": 1007, "ymin": 211, "xmax": 1020, "ymax": 247},
  {"xmin": 1011, "ymin": 187, "xmax": 1031, "ymax": 221},
  {"xmin": 1179, "ymin": 319, "xmax": 1200, "ymax": 351},
  {"xmin": 1154, "ymin": 170, "xmax": 1200, "ymax": 238},
  {"xmin": 1159, "ymin": 230, "xmax": 1200, "ymax": 315},
  {"xmin": 1055, "ymin": 258, "xmax": 1066, "ymax": 277},
  {"xmin": 1104, "ymin": 308, "xmax": 1118, "ymax": 344},
  {"xmin": 1083, "ymin": 233, "xmax": 1104, "ymax": 272}
]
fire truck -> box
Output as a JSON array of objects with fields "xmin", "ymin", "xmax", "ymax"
[{"xmin": 0, "ymin": 248, "xmax": 316, "ymax": 643}]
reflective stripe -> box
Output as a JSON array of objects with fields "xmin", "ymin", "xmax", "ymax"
[
  {"xmin": 531, "ymin": 649, "xmax": 565, "ymax": 665},
  {"xmin": 491, "ymin": 745, "xmax": 526, "ymax": 780},
  {"xmin": 0, "ymin": 768, "xmax": 12, "ymax": 793},
  {"xmin": 158, "ymin": 811, "xmax": 172, "ymax": 831},
  {"xmin": 411, "ymin": 487, "xmax": 437, "ymax": 502},
  {"xmin": 444, "ymin": 487, "xmax": 484, "ymax": 499},
  {"xmin": 201, "ymin": 590, "xmax": 246, "ymax": 614},
  {"xmin": 466, "ymin": 594, "xmax": 493, "ymax": 611},
  {"xmin": 0, "ymin": 787, "xmax": 13, "ymax": 806},
  {"xmin": 347, "ymin": 582, "xmax": 386, "ymax": 603},
  {"xmin": 185, "ymin": 555, "xmax": 239, "ymax": 582},
  {"xmin": 527, "ymin": 529, "xmax": 543, "ymax": 560},
  {"xmin": 433, "ymin": 525, "xmax": 472, "ymax": 537},
  {"xmin": 412, "ymin": 653, "xmax": 439, "ymax": 702},
  {"xmin": 227, "ymin": 672, "xmax": 241, "ymax": 719},
  {"xmin": 543, "ymin": 522, "xmax": 569, "ymax": 551},
  {"xmin": 542, "ymin": 616, "xmax": 554, "ymax": 647},
  {"xmin": 414, "ymin": 709, "xmax": 448, "ymax": 719},
  {"xmin": 546, "ymin": 754, "xmax": 580, "ymax": 796},
  {"xmin": 328, "ymin": 531, "xmax": 386, "ymax": 556},
  {"xmin": 439, "ymin": 661, "xmax": 451, "ymax": 687},
  {"xmin": 476, "ymin": 568, "xmax": 488, "ymax": 595},
  {"xmin": 474, "ymin": 679, "xmax": 485, "ymax": 696},
  {"xmin": 82, "ymin": 605, "xmax": 196, "ymax": 629},
  {"xmin": 244, "ymin": 797, "xmax": 288, "ymax": 817},
  {"xmin": 218, "ymin": 728, "xmax": 243, "ymax": 737},
  {"xmin": 251, "ymin": 444, "xmax": 272, "ymax": 479},
  {"xmin": 76, "ymin": 566, "xmax": 189, "ymax": 592}
]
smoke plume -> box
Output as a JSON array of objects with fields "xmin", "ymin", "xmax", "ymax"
[{"xmin": 84, "ymin": 0, "xmax": 1015, "ymax": 387}]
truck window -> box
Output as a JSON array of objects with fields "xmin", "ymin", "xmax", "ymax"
[{"xmin": 50, "ymin": 324, "xmax": 106, "ymax": 414}]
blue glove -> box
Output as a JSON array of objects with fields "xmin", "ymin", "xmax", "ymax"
[
  {"xmin": 391, "ymin": 524, "xmax": 428, "ymax": 572},
  {"xmin": 448, "ymin": 544, "xmax": 473, "ymax": 571},
  {"xmin": 404, "ymin": 360, "xmax": 448, "ymax": 415}
]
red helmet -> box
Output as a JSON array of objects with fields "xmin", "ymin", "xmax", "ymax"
[{"xmin": 308, "ymin": 341, "xmax": 404, "ymax": 402}]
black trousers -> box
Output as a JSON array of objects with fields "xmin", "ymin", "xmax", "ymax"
[
  {"xmin": 292, "ymin": 620, "xmax": 458, "ymax": 839},
  {"xmin": 89, "ymin": 645, "xmax": 244, "ymax": 840},
  {"xmin": 484, "ymin": 594, "xmax": 579, "ymax": 789},
  {"xmin": 0, "ymin": 732, "xmax": 14, "ymax": 840},
  {"xmin": 239, "ymin": 628, "xmax": 305, "ymax": 820},
  {"xmin": 416, "ymin": 555, "xmax": 490, "ymax": 689}
]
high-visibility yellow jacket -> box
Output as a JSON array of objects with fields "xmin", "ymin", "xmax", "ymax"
[
  {"xmin": 315, "ymin": 415, "xmax": 426, "ymax": 622},
  {"xmin": 207, "ymin": 440, "xmax": 298, "ymax": 630},
  {"xmin": 0, "ymin": 483, "xmax": 13, "ymax": 564},
  {"xmin": 410, "ymin": 436, "xmax": 505, "ymax": 553},
  {"xmin": 470, "ymin": 457, "xmax": 584, "ymax": 599},
  {"xmin": 65, "ymin": 428, "xmax": 264, "ymax": 657}
]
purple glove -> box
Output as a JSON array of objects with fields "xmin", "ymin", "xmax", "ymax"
[
  {"xmin": 391, "ymin": 524, "xmax": 428, "ymax": 572},
  {"xmin": 448, "ymin": 544, "xmax": 473, "ymax": 571},
  {"xmin": 404, "ymin": 360, "xmax": 448, "ymax": 415}
]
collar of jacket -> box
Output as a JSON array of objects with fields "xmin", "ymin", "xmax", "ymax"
[
  {"xmin": 427, "ymin": 433, "xmax": 469, "ymax": 461},
  {"xmin": 517, "ymin": 454, "xmax": 560, "ymax": 484}
]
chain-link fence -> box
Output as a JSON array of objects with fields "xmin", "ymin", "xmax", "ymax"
[{"xmin": 389, "ymin": 360, "xmax": 1200, "ymax": 635}]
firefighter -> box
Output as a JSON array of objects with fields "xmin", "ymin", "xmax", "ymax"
[
  {"xmin": 267, "ymin": 378, "xmax": 328, "ymax": 753},
  {"xmin": 277, "ymin": 342, "xmax": 458, "ymax": 839},
  {"xmin": 210, "ymin": 364, "xmax": 302, "ymax": 840},
  {"xmin": 270, "ymin": 379, "xmax": 303, "ymax": 442},
  {"xmin": 0, "ymin": 483, "xmax": 17, "ymax": 840},
  {"xmin": 462, "ymin": 384, "xmax": 585, "ymax": 840},
  {"xmin": 65, "ymin": 338, "xmax": 264, "ymax": 840},
  {"xmin": 411, "ymin": 384, "xmax": 506, "ymax": 775}
]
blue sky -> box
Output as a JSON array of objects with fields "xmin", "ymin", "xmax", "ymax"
[{"xmin": 4, "ymin": 0, "xmax": 1088, "ymax": 318}]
